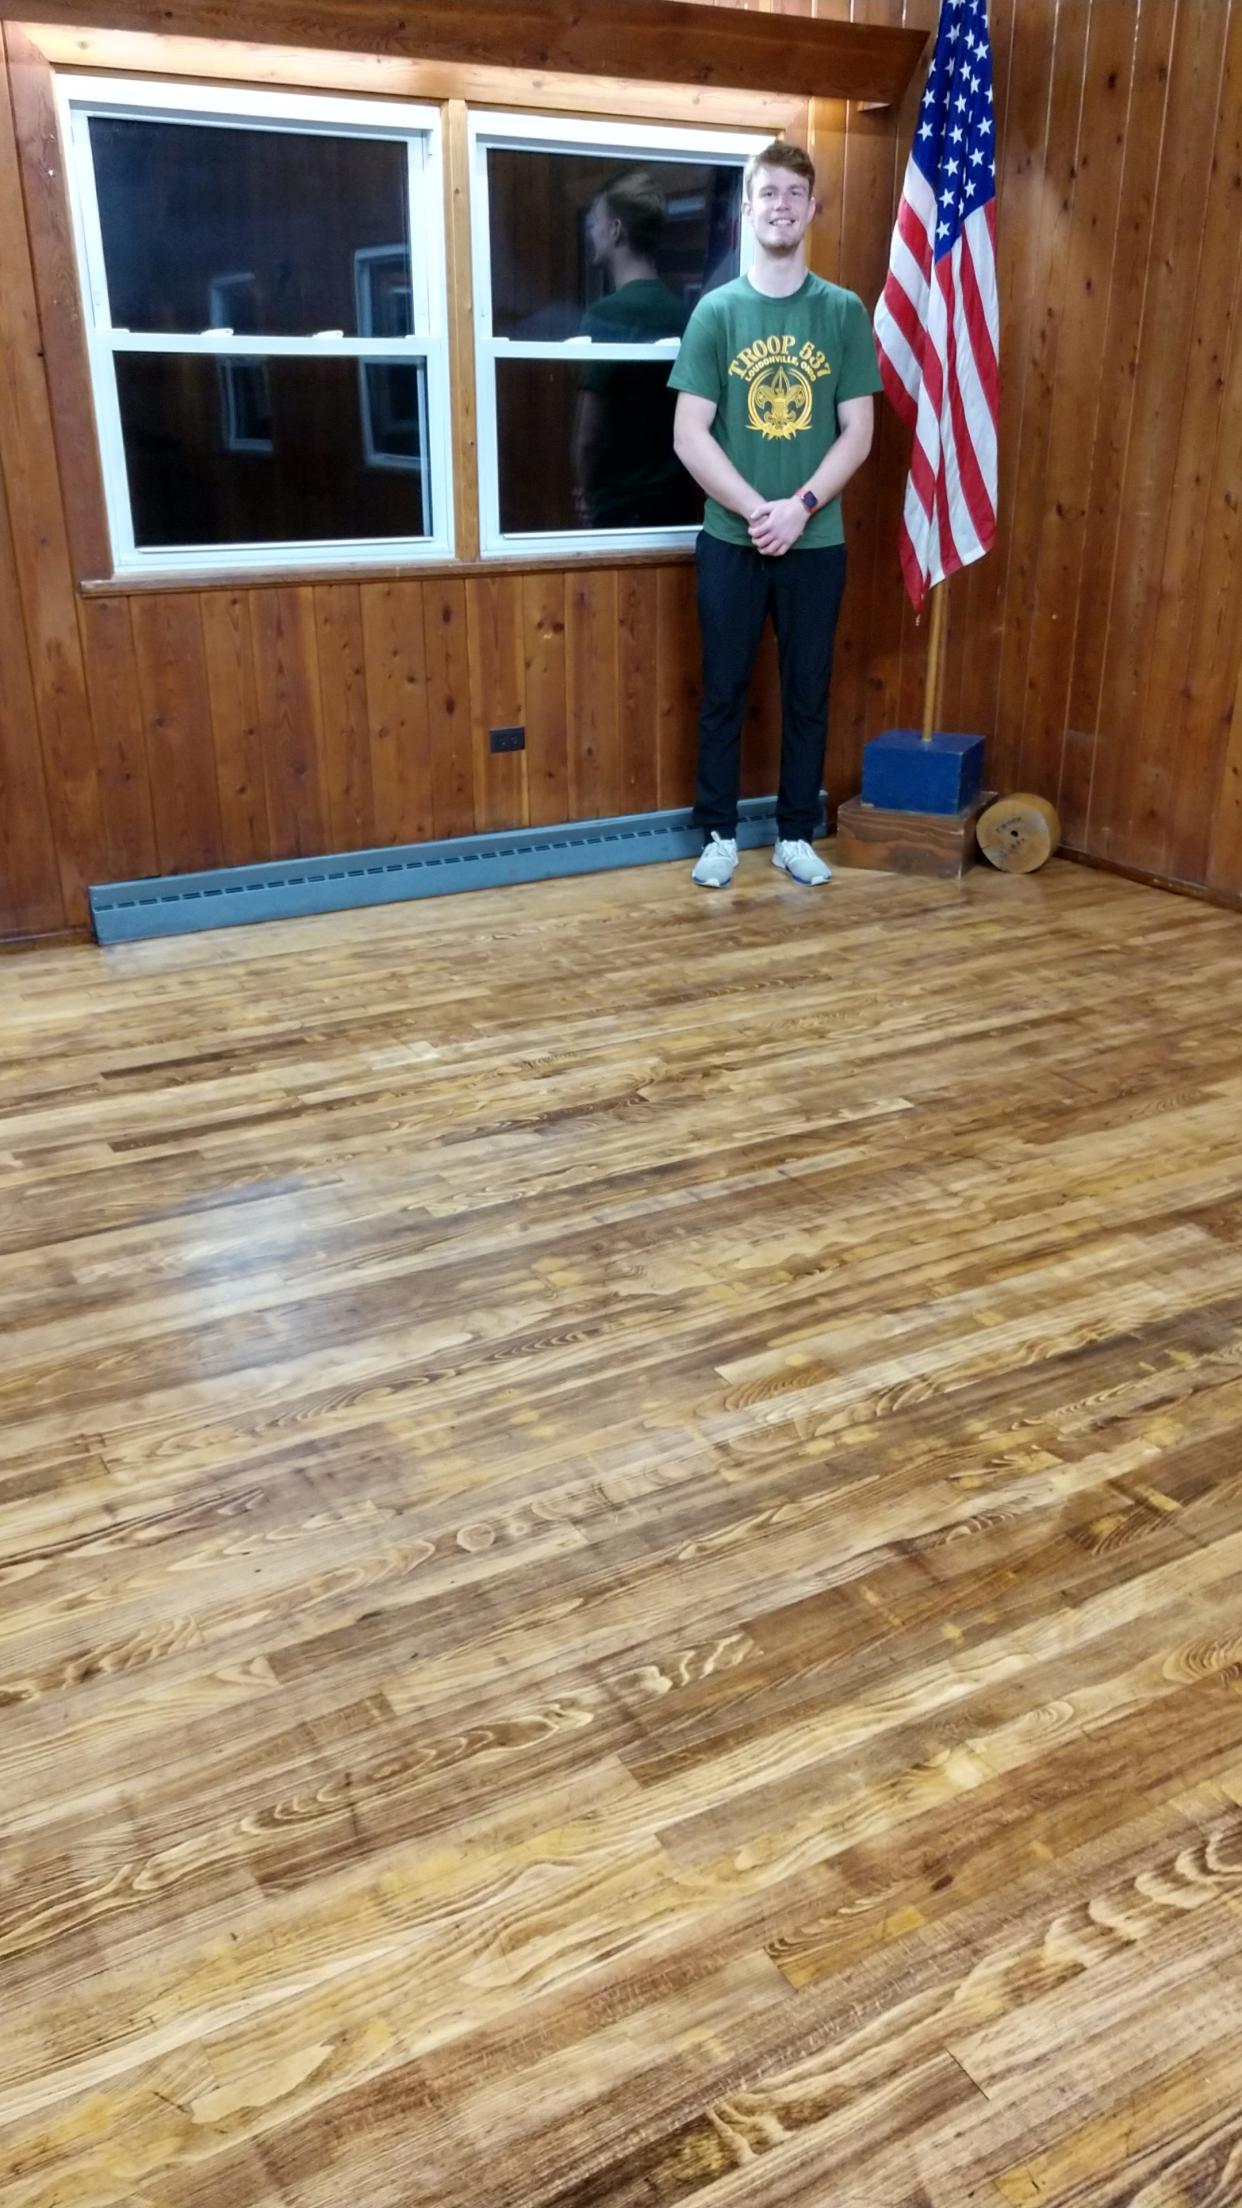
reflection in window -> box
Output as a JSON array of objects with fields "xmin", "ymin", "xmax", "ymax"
[
  {"xmin": 473, "ymin": 120, "xmax": 757, "ymax": 553},
  {"xmin": 88, "ymin": 114, "xmax": 413, "ymax": 337},
  {"xmin": 209, "ymin": 275, "xmax": 273, "ymax": 454},
  {"xmin": 64, "ymin": 82, "xmax": 450, "ymax": 572},
  {"xmin": 498, "ymin": 361, "xmax": 703, "ymax": 535},
  {"xmin": 355, "ymin": 247, "xmax": 425, "ymax": 472},
  {"xmin": 116, "ymin": 354, "xmax": 430, "ymax": 548},
  {"xmin": 486, "ymin": 151, "xmax": 742, "ymax": 338}
]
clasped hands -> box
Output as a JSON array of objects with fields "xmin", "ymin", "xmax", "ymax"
[{"xmin": 747, "ymin": 495, "xmax": 810, "ymax": 558}]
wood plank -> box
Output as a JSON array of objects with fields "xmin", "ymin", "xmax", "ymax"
[
  {"xmin": 1142, "ymin": 3, "xmax": 1242, "ymax": 887},
  {"xmin": 567, "ymin": 568, "xmax": 621, "ymax": 819},
  {"xmin": 356, "ymin": 579, "xmax": 432, "ymax": 848},
  {"xmin": 0, "ymin": 462, "xmax": 64, "ymax": 935},
  {"xmin": 1085, "ymin": 0, "xmax": 1232, "ymax": 867},
  {"xmin": 823, "ymin": 0, "xmax": 911, "ymax": 781},
  {"xmin": 3, "ymin": 22, "xmax": 110, "ymax": 583},
  {"xmin": 249, "ymin": 586, "xmax": 330, "ymax": 861},
  {"xmin": 9, "ymin": 0, "xmax": 929, "ymax": 104},
  {"xmin": 616, "ymin": 567, "xmax": 659, "ymax": 817},
  {"xmin": 655, "ymin": 560, "xmax": 699, "ymax": 811},
  {"xmin": 76, "ymin": 594, "xmax": 158, "ymax": 883},
  {"xmin": 128, "ymin": 593, "xmax": 224, "ymax": 875},
  {"xmin": 422, "ymin": 576, "xmax": 475, "ymax": 838},
  {"xmin": 522, "ymin": 569, "xmax": 570, "ymax": 829},
  {"xmin": 443, "ymin": 99, "xmax": 480, "ymax": 569},
  {"xmin": 466, "ymin": 572, "xmax": 528, "ymax": 833},
  {"xmin": 314, "ymin": 582, "xmax": 376, "ymax": 854},
  {"xmin": 16, "ymin": 20, "xmax": 806, "ymax": 130},
  {"xmin": 1207, "ymin": 643, "xmax": 1242, "ymax": 898},
  {"xmin": 1062, "ymin": 0, "xmax": 1180, "ymax": 823},
  {"xmin": 835, "ymin": 787, "xmax": 994, "ymax": 878},
  {"xmin": 0, "ymin": 38, "xmax": 103, "ymax": 923},
  {"xmin": 200, "ymin": 590, "xmax": 271, "ymax": 868},
  {"xmin": 3, "ymin": 863, "xmax": 1242, "ymax": 2203}
]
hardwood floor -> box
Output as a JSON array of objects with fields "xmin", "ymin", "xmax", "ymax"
[{"xmin": 3, "ymin": 851, "xmax": 1242, "ymax": 2206}]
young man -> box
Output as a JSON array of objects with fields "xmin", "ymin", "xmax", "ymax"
[
  {"xmin": 670, "ymin": 141, "xmax": 879, "ymax": 888},
  {"xmin": 572, "ymin": 172, "xmax": 689, "ymax": 529}
]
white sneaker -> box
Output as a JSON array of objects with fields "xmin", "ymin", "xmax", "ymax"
[
  {"xmin": 773, "ymin": 837, "xmax": 832, "ymax": 886},
  {"xmin": 692, "ymin": 832, "xmax": 739, "ymax": 888}
]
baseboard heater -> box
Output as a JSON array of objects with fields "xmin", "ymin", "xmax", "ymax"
[{"xmin": 88, "ymin": 796, "xmax": 783, "ymax": 945}]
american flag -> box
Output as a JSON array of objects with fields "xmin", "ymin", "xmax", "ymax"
[{"xmin": 873, "ymin": 0, "xmax": 999, "ymax": 612}]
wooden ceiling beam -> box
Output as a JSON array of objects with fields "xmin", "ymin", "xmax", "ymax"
[{"xmin": 6, "ymin": 0, "xmax": 928, "ymax": 105}]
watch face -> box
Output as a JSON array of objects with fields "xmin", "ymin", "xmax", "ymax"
[{"xmin": 801, "ymin": 492, "xmax": 817, "ymax": 513}]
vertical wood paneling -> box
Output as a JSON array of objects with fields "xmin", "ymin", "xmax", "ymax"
[
  {"xmin": 0, "ymin": 463, "xmax": 63, "ymax": 936},
  {"xmin": 77, "ymin": 595, "xmax": 158, "ymax": 883},
  {"xmin": 357, "ymin": 578, "xmax": 432, "ymax": 846},
  {"xmin": 4, "ymin": 15, "xmax": 1242, "ymax": 931},
  {"xmin": 314, "ymin": 580, "xmax": 376, "ymax": 851},
  {"xmin": 522, "ymin": 570, "xmax": 570, "ymax": 827},
  {"xmin": 200, "ymin": 589, "xmax": 270, "ymax": 865},
  {"xmin": 1102, "ymin": 0, "xmax": 1239, "ymax": 876},
  {"xmin": 466, "ymin": 572, "xmax": 527, "ymax": 830},
  {"xmin": 1208, "ymin": 652, "xmax": 1242, "ymax": 893},
  {"xmin": 823, "ymin": 0, "xmax": 912, "ymax": 778},
  {"xmin": 616, "ymin": 568, "xmax": 659, "ymax": 816},
  {"xmin": 422, "ymin": 577, "xmax": 475, "ymax": 838},
  {"xmin": 993, "ymin": 0, "xmax": 1091, "ymax": 794},
  {"xmin": 1062, "ymin": 0, "xmax": 1179, "ymax": 833},
  {"xmin": 1087, "ymin": 0, "xmax": 1231, "ymax": 865},
  {"xmin": 1015, "ymin": 3, "xmax": 1135, "ymax": 818},
  {"xmin": 1164, "ymin": 55, "xmax": 1242, "ymax": 890},
  {"xmin": 567, "ymin": 570, "xmax": 620, "ymax": 819},
  {"xmin": 655, "ymin": 560, "xmax": 699, "ymax": 809},
  {"xmin": 250, "ymin": 586, "xmax": 330, "ymax": 860},
  {"xmin": 129, "ymin": 595, "xmax": 224, "ymax": 875},
  {"xmin": 4, "ymin": 24, "xmax": 110, "ymax": 581},
  {"xmin": 0, "ymin": 41, "xmax": 102, "ymax": 924}
]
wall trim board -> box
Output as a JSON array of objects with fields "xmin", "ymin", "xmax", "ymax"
[
  {"xmin": 1056, "ymin": 845, "xmax": 1242, "ymax": 918},
  {"xmin": 89, "ymin": 795, "xmax": 785, "ymax": 941},
  {"xmin": 10, "ymin": 4, "xmax": 926, "ymax": 105},
  {"xmin": 17, "ymin": 23, "xmax": 811, "ymax": 132},
  {"xmin": 79, "ymin": 548, "xmax": 699, "ymax": 599}
]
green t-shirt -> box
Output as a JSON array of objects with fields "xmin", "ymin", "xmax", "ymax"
[
  {"xmin": 578, "ymin": 279, "xmax": 690, "ymax": 525},
  {"xmin": 668, "ymin": 271, "xmax": 881, "ymax": 548}
]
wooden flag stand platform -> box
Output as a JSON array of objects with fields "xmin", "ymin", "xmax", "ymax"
[{"xmin": 836, "ymin": 580, "xmax": 991, "ymax": 879}]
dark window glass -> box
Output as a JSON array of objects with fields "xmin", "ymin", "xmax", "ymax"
[
  {"xmin": 487, "ymin": 150, "xmax": 743, "ymax": 340},
  {"xmin": 496, "ymin": 360, "xmax": 702, "ymax": 535},
  {"xmin": 89, "ymin": 117, "xmax": 413, "ymax": 336},
  {"xmin": 115, "ymin": 354, "xmax": 430, "ymax": 546}
]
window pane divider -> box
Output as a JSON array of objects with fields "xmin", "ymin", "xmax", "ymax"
[
  {"xmin": 104, "ymin": 333, "xmax": 435, "ymax": 357},
  {"xmin": 488, "ymin": 338, "xmax": 682, "ymax": 360}
]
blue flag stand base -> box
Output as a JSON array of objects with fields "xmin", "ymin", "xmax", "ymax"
[{"xmin": 836, "ymin": 580, "xmax": 989, "ymax": 878}]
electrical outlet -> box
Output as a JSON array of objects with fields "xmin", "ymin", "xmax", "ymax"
[{"xmin": 490, "ymin": 725, "xmax": 526, "ymax": 753}]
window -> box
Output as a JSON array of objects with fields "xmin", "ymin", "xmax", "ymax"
[
  {"xmin": 469, "ymin": 114, "xmax": 764, "ymax": 558},
  {"xmin": 60, "ymin": 79, "xmax": 452, "ymax": 574}
]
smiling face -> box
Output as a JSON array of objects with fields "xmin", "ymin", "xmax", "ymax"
[{"xmin": 744, "ymin": 163, "xmax": 817, "ymax": 256}]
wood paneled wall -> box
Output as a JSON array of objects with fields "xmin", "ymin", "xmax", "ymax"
[{"xmin": 2, "ymin": 0, "xmax": 1242, "ymax": 939}]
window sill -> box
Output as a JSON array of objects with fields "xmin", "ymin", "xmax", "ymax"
[{"xmin": 79, "ymin": 545, "xmax": 698, "ymax": 596}]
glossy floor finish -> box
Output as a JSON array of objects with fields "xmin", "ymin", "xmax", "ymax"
[{"xmin": 4, "ymin": 854, "xmax": 1242, "ymax": 2207}]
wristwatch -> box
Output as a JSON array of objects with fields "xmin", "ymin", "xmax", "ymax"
[{"xmin": 800, "ymin": 489, "xmax": 819, "ymax": 515}]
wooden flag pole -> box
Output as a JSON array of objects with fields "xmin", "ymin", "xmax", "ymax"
[{"xmin": 920, "ymin": 578, "xmax": 948, "ymax": 744}]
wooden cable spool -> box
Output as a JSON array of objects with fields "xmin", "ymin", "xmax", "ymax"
[{"xmin": 976, "ymin": 792, "xmax": 1062, "ymax": 874}]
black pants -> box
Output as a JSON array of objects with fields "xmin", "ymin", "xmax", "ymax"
[{"xmin": 692, "ymin": 532, "xmax": 847, "ymax": 843}]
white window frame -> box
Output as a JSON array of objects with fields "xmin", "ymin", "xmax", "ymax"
[
  {"xmin": 57, "ymin": 75, "xmax": 453, "ymax": 576},
  {"xmin": 469, "ymin": 110, "xmax": 767, "ymax": 562}
]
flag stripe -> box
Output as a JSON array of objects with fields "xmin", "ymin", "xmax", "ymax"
[{"xmin": 873, "ymin": 0, "xmax": 999, "ymax": 613}]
